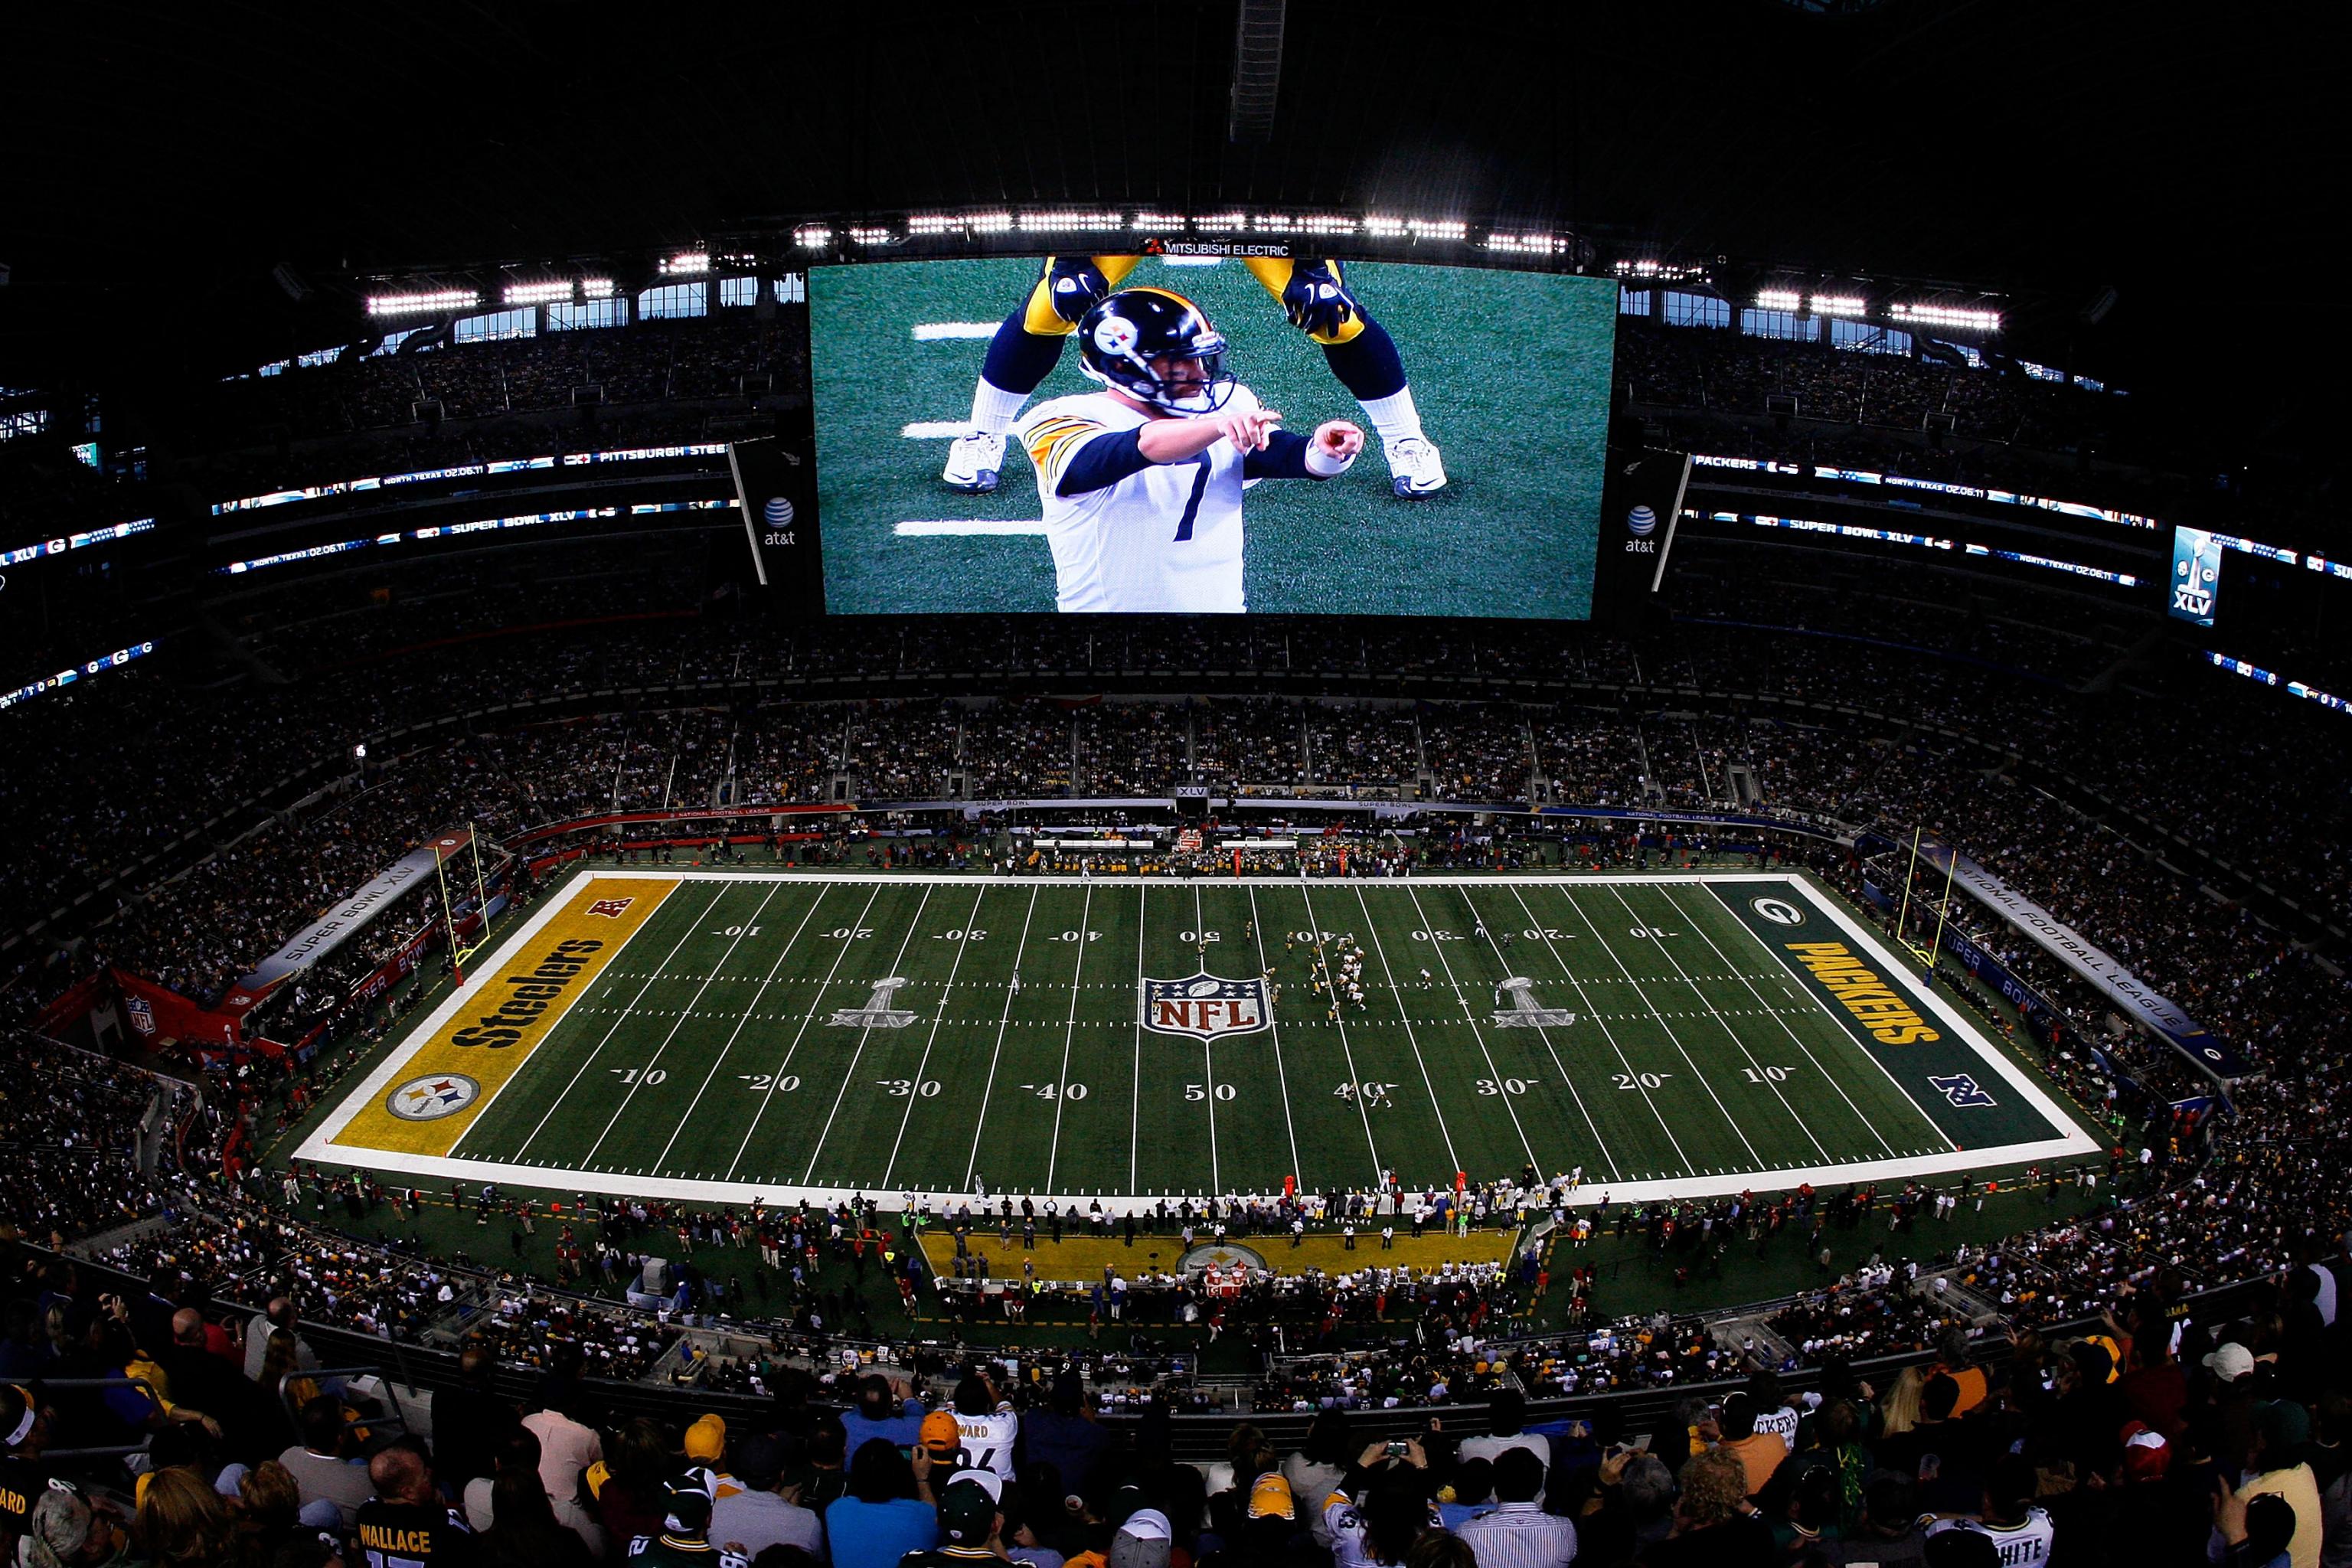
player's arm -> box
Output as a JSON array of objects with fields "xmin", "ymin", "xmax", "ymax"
[
  {"xmin": 1245, "ymin": 420, "xmax": 1364, "ymax": 481},
  {"xmin": 1043, "ymin": 404, "xmax": 1283, "ymax": 496}
]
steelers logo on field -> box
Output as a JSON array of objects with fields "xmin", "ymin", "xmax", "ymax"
[
  {"xmin": 1750, "ymin": 896, "xmax": 1806, "ymax": 926},
  {"xmin": 386, "ymin": 1073, "xmax": 482, "ymax": 1121}
]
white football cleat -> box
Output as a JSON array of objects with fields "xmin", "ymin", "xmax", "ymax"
[
  {"xmin": 1383, "ymin": 434, "xmax": 1448, "ymax": 497},
  {"xmin": 942, "ymin": 430, "xmax": 1006, "ymax": 494}
]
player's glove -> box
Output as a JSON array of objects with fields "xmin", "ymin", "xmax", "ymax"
[
  {"xmin": 1044, "ymin": 257, "xmax": 1112, "ymax": 326},
  {"xmin": 1282, "ymin": 261, "xmax": 1360, "ymax": 338}
]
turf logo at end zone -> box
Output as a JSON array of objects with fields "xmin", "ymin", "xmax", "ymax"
[{"xmin": 322, "ymin": 876, "xmax": 679, "ymax": 1156}]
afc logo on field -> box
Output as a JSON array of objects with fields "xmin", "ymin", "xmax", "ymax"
[
  {"xmin": 1927, "ymin": 1072, "xmax": 1998, "ymax": 1109},
  {"xmin": 1141, "ymin": 973, "xmax": 1271, "ymax": 1041},
  {"xmin": 586, "ymin": 897, "xmax": 635, "ymax": 918}
]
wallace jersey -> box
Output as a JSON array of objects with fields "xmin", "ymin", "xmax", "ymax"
[
  {"xmin": 1018, "ymin": 387, "xmax": 1261, "ymax": 614},
  {"xmin": 954, "ymin": 1406, "xmax": 1019, "ymax": 1480}
]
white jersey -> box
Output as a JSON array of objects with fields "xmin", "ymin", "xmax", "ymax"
[
  {"xmin": 1926, "ymin": 1508, "xmax": 2055, "ymax": 1568},
  {"xmin": 1752, "ymin": 1403, "xmax": 1801, "ymax": 1452},
  {"xmin": 955, "ymin": 1407, "xmax": 1019, "ymax": 1479},
  {"xmin": 1017, "ymin": 387, "xmax": 1261, "ymax": 613}
]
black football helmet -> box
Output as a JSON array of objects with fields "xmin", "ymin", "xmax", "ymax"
[{"xmin": 1075, "ymin": 287, "xmax": 1236, "ymax": 414}]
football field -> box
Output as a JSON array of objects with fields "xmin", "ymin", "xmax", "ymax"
[
  {"xmin": 302, "ymin": 870, "xmax": 2096, "ymax": 1207},
  {"xmin": 809, "ymin": 257, "xmax": 1617, "ymax": 617}
]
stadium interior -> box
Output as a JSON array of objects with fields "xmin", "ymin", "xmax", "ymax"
[{"xmin": 0, "ymin": 5, "xmax": 2344, "ymax": 1566}]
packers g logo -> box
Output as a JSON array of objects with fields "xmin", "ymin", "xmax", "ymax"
[{"xmin": 1750, "ymin": 897, "xmax": 1805, "ymax": 926}]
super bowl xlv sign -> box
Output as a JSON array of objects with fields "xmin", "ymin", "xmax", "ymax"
[{"xmin": 1140, "ymin": 974, "xmax": 1272, "ymax": 1041}]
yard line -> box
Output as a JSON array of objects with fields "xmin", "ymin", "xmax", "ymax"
[
  {"xmin": 724, "ymin": 884, "xmax": 887, "ymax": 1181},
  {"xmin": 1044, "ymin": 884, "xmax": 1095, "ymax": 1192},
  {"xmin": 502, "ymin": 886, "xmax": 730, "ymax": 1161},
  {"xmin": 893, "ymin": 520, "xmax": 1050, "ymax": 537},
  {"xmin": 1193, "ymin": 884, "xmax": 1222, "ymax": 1191},
  {"xmin": 1684, "ymin": 883, "xmax": 1958, "ymax": 1154},
  {"xmin": 647, "ymin": 885, "xmax": 834, "ymax": 1173},
  {"xmin": 881, "ymin": 887, "xmax": 990, "ymax": 1188},
  {"xmin": 583, "ymin": 884, "xmax": 783, "ymax": 1165},
  {"xmin": 1246, "ymin": 884, "xmax": 1318, "ymax": 1188},
  {"xmin": 1500, "ymin": 883, "xmax": 1693, "ymax": 1174},
  {"xmin": 1562, "ymin": 887, "xmax": 1765, "ymax": 1168},
  {"xmin": 910, "ymin": 322, "xmax": 1000, "ymax": 339},
  {"xmin": 1604, "ymin": 885, "xmax": 1830, "ymax": 1163},
  {"xmin": 1454, "ymin": 886, "xmax": 1621, "ymax": 1184},
  {"xmin": 1129, "ymin": 886, "xmax": 1145, "ymax": 1191},
  {"xmin": 965, "ymin": 886, "xmax": 1040, "ymax": 1191},
  {"xmin": 900, "ymin": 421, "xmax": 967, "ymax": 437},
  {"xmin": 1301, "ymin": 877, "xmax": 1443, "ymax": 1171},
  {"xmin": 1393, "ymin": 885, "xmax": 1538, "ymax": 1168},
  {"xmin": 802, "ymin": 886, "xmax": 935, "ymax": 1183}
]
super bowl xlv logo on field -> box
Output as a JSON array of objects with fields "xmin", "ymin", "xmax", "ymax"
[{"xmin": 1140, "ymin": 974, "xmax": 1272, "ymax": 1041}]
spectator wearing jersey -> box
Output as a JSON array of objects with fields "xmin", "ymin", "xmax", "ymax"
[
  {"xmin": 951, "ymin": 1374, "xmax": 1018, "ymax": 1483},
  {"xmin": 2236, "ymin": 1403, "xmax": 2322, "ymax": 1568},
  {"xmin": 1712, "ymin": 1394, "xmax": 1786, "ymax": 1500},
  {"xmin": 1922, "ymin": 1456, "xmax": 2053, "ymax": 1568},
  {"xmin": 1454, "ymin": 1447, "xmax": 1576, "ymax": 1568},
  {"xmin": 828, "ymin": 1440, "xmax": 939, "ymax": 1568},
  {"xmin": 1324, "ymin": 1442, "xmax": 1436, "ymax": 1568},
  {"xmin": 354, "ymin": 1439, "xmax": 474, "ymax": 1568},
  {"xmin": 629, "ymin": 1475, "xmax": 747, "ymax": 1568}
]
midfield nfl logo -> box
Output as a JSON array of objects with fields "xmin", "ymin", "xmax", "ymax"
[
  {"xmin": 828, "ymin": 976, "xmax": 920, "ymax": 1029},
  {"xmin": 1490, "ymin": 977, "xmax": 1578, "ymax": 1028},
  {"xmin": 1141, "ymin": 973, "xmax": 1272, "ymax": 1040}
]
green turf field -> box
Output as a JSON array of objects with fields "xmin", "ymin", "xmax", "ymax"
[
  {"xmin": 808, "ymin": 257, "xmax": 1616, "ymax": 617},
  {"xmin": 303, "ymin": 871, "xmax": 2097, "ymax": 1208}
]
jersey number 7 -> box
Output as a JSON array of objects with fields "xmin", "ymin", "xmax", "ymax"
[{"xmin": 1173, "ymin": 455, "xmax": 1211, "ymax": 542}]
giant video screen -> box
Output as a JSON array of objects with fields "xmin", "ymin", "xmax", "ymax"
[{"xmin": 812, "ymin": 255, "xmax": 1616, "ymax": 616}]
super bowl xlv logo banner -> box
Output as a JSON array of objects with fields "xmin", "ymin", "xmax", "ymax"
[{"xmin": 1140, "ymin": 974, "xmax": 1272, "ymax": 1041}]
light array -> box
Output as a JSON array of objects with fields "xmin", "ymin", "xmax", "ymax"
[
  {"xmin": 1890, "ymin": 301, "xmax": 2002, "ymax": 332},
  {"xmin": 1252, "ymin": 214, "xmax": 1359, "ymax": 235},
  {"xmin": 794, "ymin": 225, "xmax": 834, "ymax": 249},
  {"xmin": 1017, "ymin": 211, "xmax": 1125, "ymax": 232},
  {"xmin": 847, "ymin": 226, "xmax": 892, "ymax": 247},
  {"xmin": 1810, "ymin": 294, "xmax": 1867, "ymax": 318},
  {"xmin": 1753, "ymin": 288, "xmax": 1805, "ymax": 312},
  {"xmin": 502, "ymin": 279, "xmax": 581, "ymax": 306},
  {"xmin": 660, "ymin": 251, "xmax": 711, "ymax": 276},
  {"xmin": 1484, "ymin": 233, "xmax": 1571, "ymax": 255},
  {"xmin": 366, "ymin": 288, "xmax": 479, "ymax": 317}
]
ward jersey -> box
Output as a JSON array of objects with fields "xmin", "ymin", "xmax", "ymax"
[
  {"xmin": 954, "ymin": 1406, "xmax": 1019, "ymax": 1480},
  {"xmin": 1018, "ymin": 387, "xmax": 1260, "ymax": 614}
]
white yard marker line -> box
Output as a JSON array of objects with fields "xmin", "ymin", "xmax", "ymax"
[
  {"xmin": 901, "ymin": 421, "xmax": 969, "ymax": 438},
  {"xmin": 965, "ymin": 886, "xmax": 1040, "ymax": 1191},
  {"xmin": 502, "ymin": 886, "xmax": 730, "ymax": 1161},
  {"xmin": 1246, "ymin": 885, "xmax": 1318, "ymax": 1187},
  {"xmin": 1044, "ymin": 884, "xmax": 1096, "ymax": 1191},
  {"xmin": 1161, "ymin": 256, "xmax": 1226, "ymax": 267},
  {"xmin": 1565, "ymin": 887, "xmax": 1766, "ymax": 1169},
  {"xmin": 881, "ymin": 887, "xmax": 990, "ymax": 1188},
  {"xmin": 1455, "ymin": 884, "xmax": 1621, "ymax": 1184},
  {"xmin": 648, "ymin": 885, "xmax": 833, "ymax": 1174},
  {"xmin": 893, "ymin": 521, "xmax": 1050, "ymax": 537},
  {"xmin": 1662, "ymin": 884, "xmax": 1902, "ymax": 1158},
  {"xmin": 1395, "ymin": 885, "xmax": 1538, "ymax": 1168},
  {"xmin": 1503, "ymin": 884, "xmax": 1690, "ymax": 1177},
  {"xmin": 1302, "ymin": 877, "xmax": 1441, "ymax": 1172},
  {"xmin": 1193, "ymin": 883, "xmax": 1223, "ymax": 1191},
  {"xmin": 582, "ymin": 884, "xmax": 784, "ymax": 1165},
  {"xmin": 802, "ymin": 886, "xmax": 935, "ymax": 1183},
  {"xmin": 1129, "ymin": 885, "xmax": 1146, "ymax": 1191},
  {"xmin": 911, "ymin": 322, "xmax": 1000, "ymax": 339},
  {"xmin": 1603, "ymin": 884, "xmax": 1831, "ymax": 1164},
  {"xmin": 724, "ymin": 884, "xmax": 887, "ymax": 1181}
]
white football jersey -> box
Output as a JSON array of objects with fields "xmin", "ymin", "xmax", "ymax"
[
  {"xmin": 1926, "ymin": 1508, "xmax": 2054, "ymax": 1568},
  {"xmin": 956, "ymin": 1407, "xmax": 1019, "ymax": 1479},
  {"xmin": 1017, "ymin": 387, "xmax": 1260, "ymax": 613}
]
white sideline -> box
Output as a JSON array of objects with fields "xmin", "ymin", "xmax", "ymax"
[
  {"xmin": 296, "ymin": 868, "xmax": 2100, "ymax": 1213},
  {"xmin": 893, "ymin": 521, "xmax": 1050, "ymax": 537},
  {"xmin": 911, "ymin": 323, "xmax": 999, "ymax": 340},
  {"xmin": 901, "ymin": 421, "xmax": 970, "ymax": 438}
]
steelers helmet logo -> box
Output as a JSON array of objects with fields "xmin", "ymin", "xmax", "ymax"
[
  {"xmin": 1750, "ymin": 896, "xmax": 1805, "ymax": 926},
  {"xmin": 762, "ymin": 496, "xmax": 795, "ymax": 527},
  {"xmin": 387, "ymin": 1073, "xmax": 482, "ymax": 1121},
  {"xmin": 1093, "ymin": 315, "xmax": 1141, "ymax": 356}
]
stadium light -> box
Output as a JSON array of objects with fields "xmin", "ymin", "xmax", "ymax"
[
  {"xmin": 580, "ymin": 277, "xmax": 615, "ymax": 298},
  {"xmin": 794, "ymin": 224, "xmax": 834, "ymax": 249},
  {"xmin": 1130, "ymin": 213, "xmax": 1187, "ymax": 230},
  {"xmin": 847, "ymin": 226, "xmax": 893, "ymax": 247},
  {"xmin": 661, "ymin": 251, "xmax": 711, "ymax": 276},
  {"xmin": 906, "ymin": 214, "xmax": 960, "ymax": 234},
  {"xmin": 966, "ymin": 212, "xmax": 1013, "ymax": 234},
  {"xmin": 366, "ymin": 288, "xmax": 479, "ymax": 317},
  {"xmin": 1810, "ymin": 294, "xmax": 1867, "ymax": 318},
  {"xmin": 1890, "ymin": 301, "xmax": 2002, "ymax": 332},
  {"xmin": 502, "ymin": 279, "xmax": 580, "ymax": 306},
  {"xmin": 1016, "ymin": 212, "xmax": 1125, "ymax": 232},
  {"xmin": 1485, "ymin": 233, "xmax": 1570, "ymax": 255},
  {"xmin": 1407, "ymin": 218, "xmax": 1468, "ymax": 241},
  {"xmin": 1754, "ymin": 288, "xmax": 1805, "ymax": 312},
  {"xmin": 1194, "ymin": 211, "xmax": 1247, "ymax": 230},
  {"xmin": 1361, "ymin": 215, "xmax": 1409, "ymax": 237}
]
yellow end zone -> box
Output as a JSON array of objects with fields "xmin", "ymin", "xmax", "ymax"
[
  {"xmin": 329, "ymin": 876, "xmax": 679, "ymax": 1156},
  {"xmin": 916, "ymin": 1226, "xmax": 1514, "ymax": 1286}
]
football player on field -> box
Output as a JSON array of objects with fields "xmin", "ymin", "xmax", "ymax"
[
  {"xmin": 946, "ymin": 254, "xmax": 1442, "ymax": 498},
  {"xmin": 1014, "ymin": 286, "xmax": 1362, "ymax": 614}
]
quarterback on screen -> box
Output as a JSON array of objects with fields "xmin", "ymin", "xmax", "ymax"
[{"xmin": 1015, "ymin": 287, "xmax": 1360, "ymax": 614}]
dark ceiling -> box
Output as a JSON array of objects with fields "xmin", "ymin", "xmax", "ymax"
[{"xmin": 0, "ymin": 0, "xmax": 2340, "ymax": 447}]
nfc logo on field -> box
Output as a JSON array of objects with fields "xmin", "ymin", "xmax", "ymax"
[
  {"xmin": 1141, "ymin": 973, "xmax": 1271, "ymax": 1041},
  {"xmin": 1926, "ymin": 1072, "xmax": 1997, "ymax": 1109}
]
